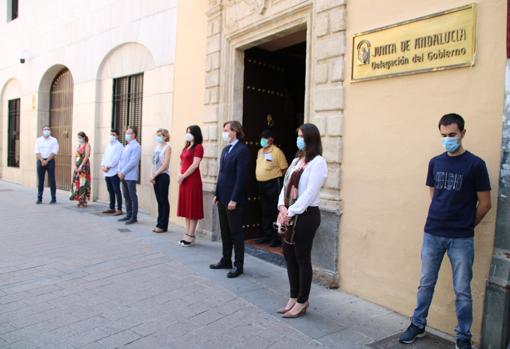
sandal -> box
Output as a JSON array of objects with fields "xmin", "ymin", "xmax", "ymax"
[{"xmin": 179, "ymin": 234, "xmax": 196, "ymax": 247}]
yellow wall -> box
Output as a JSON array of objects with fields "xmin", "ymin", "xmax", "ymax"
[
  {"xmin": 341, "ymin": 0, "xmax": 506, "ymax": 341},
  {"xmin": 169, "ymin": 0, "xmax": 208, "ymax": 226}
]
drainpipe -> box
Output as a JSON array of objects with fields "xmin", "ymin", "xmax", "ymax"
[{"xmin": 480, "ymin": 3, "xmax": 510, "ymax": 348}]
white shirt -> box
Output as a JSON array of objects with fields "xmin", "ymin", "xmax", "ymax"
[
  {"xmin": 101, "ymin": 140, "xmax": 124, "ymax": 177},
  {"xmin": 278, "ymin": 155, "xmax": 328, "ymax": 217},
  {"xmin": 34, "ymin": 136, "xmax": 59, "ymax": 159},
  {"xmin": 228, "ymin": 139, "xmax": 240, "ymax": 153}
]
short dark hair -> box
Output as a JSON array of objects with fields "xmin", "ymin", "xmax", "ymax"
[
  {"xmin": 260, "ymin": 129, "xmax": 274, "ymax": 139},
  {"xmin": 111, "ymin": 129, "xmax": 119, "ymax": 136},
  {"xmin": 224, "ymin": 120, "xmax": 245, "ymax": 140},
  {"xmin": 438, "ymin": 113, "xmax": 465, "ymax": 131},
  {"xmin": 185, "ymin": 125, "xmax": 203, "ymax": 150},
  {"xmin": 298, "ymin": 123, "xmax": 322, "ymax": 163},
  {"xmin": 126, "ymin": 126, "xmax": 137, "ymax": 137}
]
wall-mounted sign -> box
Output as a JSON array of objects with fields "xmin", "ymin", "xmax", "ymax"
[{"xmin": 351, "ymin": 4, "xmax": 476, "ymax": 82}]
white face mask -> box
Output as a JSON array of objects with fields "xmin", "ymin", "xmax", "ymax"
[
  {"xmin": 222, "ymin": 132, "xmax": 230, "ymax": 142},
  {"xmin": 185, "ymin": 133, "xmax": 194, "ymax": 142},
  {"xmin": 78, "ymin": 137, "xmax": 85, "ymax": 144},
  {"xmin": 110, "ymin": 135, "xmax": 117, "ymax": 143},
  {"xmin": 43, "ymin": 129, "xmax": 51, "ymax": 137}
]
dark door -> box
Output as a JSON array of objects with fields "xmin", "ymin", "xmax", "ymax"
[
  {"xmin": 241, "ymin": 43, "xmax": 306, "ymax": 240},
  {"xmin": 50, "ymin": 69, "xmax": 74, "ymax": 191}
]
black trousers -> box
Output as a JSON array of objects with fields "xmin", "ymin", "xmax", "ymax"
[
  {"xmin": 122, "ymin": 180, "xmax": 138, "ymax": 220},
  {"xmin": 105, "ymin": 175, "xmax": 122, "ymax": 210},
  {"xmin": 258, "ymin": 177, "xmax": 282, "ymax": 240},
  {"xmin": 218, "ymin": 203, "xmax": 244, "ymax": 268},
  {"xmin": 36, "ymin": 159, "xmax": 56, "ymax": 201},
  {"xmin": 153, "ymin": 173, "xmax": 170, "ymax": 230},
  {"xmin": 283, "ymin": 207, "xmax": 321, "ymax": 303}
]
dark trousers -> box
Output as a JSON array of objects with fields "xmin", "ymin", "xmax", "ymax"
[
  {"xmin": 218, "ymin": 203, "xmax": 244, "ymax": 268},
  {"xmin": 36, "ymin": 159, "xmax": 56, "ymax": 201},
  {"xmin": 258, "ymin": 177, "xmax": 282, "ymax": 240},
  {"xmin": 105, "ymin": 175, "xmax": 122, "ymax": 210},
  {"xmin": 283, "ymin": 207, "xmax": 321, "ymax": 303},
  {"xmin": 153, "ymin": 173, "xmax": 170, "ymax": 230},
  {"xmin": 122, "ymin": 180, "xmax": 138, "ymax": 220}
]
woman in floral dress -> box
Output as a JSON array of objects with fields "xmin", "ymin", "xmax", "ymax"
[{"xmin": 70, "ymin": 131, "xmax": 91, "ymax": 207}]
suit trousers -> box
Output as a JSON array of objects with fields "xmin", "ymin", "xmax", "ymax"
[
  {"xmin": 218, "ymin": 203, "xmax": 244, "ymax": 268},
  {"xmin": 36, "ymin": 159, "xmax": 56, "ymax": 201}
]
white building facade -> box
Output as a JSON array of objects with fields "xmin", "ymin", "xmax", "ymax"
[{"xmin": 0, "ymin": 0, "xmax": 178, "ymax": 210}]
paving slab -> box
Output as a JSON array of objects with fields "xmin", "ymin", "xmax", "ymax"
[{"xmin": 0, "ymin": 180, "xmax": 456, "ymax": 348}]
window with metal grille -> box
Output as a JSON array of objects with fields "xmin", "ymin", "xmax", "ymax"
[
  {"xmin": 7, "ymin": 0, "xmax": 18, "ymax": 21},
  {"xmin": 112, "ymin": 73, "xmax": 144, "ymax": 180},
  {"xmin": 7, "ymin": 98, "xmax": 20, "ymax": 168}
]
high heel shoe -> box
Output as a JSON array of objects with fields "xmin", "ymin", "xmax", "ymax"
[
  {"xmin": 179, "ymin": 234, "xmax": 196, "ymax": 247},
  {"xmin": 277, "ymin": 305, "xmax": 294, "ymax": 314},
  {"xmin": 281, "ymin": 302, "xmax": 309, "ymax": 318},
  {"xmin": 277, "ymin": 301, "xmax": 297, "ymax": 314}
]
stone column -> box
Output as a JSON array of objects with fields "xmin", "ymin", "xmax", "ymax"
[
  {"xmin": 481, "ymin": 60, "xmax": 510, "ymax": 349},
  {"xmin": 200, "ymin": 0, "xmax": 223, "ymax": 240},
  {"xmin": 306, "ymin": 0, "xmax": 346, "ymax": 287}
]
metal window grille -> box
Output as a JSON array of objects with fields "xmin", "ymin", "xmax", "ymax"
[
  {"xmin": 112, "ymin": 73, "xmax": 144, "ymax": 181},
  {"xmin": 7, "ymin": 98, "xmax": 20, "ymax": 168}
]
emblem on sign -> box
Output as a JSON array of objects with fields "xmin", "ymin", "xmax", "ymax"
[{"xmin": 357, "ymin": 40, "xmax": 371, "ymax": 65}]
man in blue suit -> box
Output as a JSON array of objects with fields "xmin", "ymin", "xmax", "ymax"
[
  {"xmin": 210, "ymin": 120, "xmax": 250, "ymax": 278},
  {"xmin": 117, "ymin": 127, "xmax": 141, "ymax": 225}
]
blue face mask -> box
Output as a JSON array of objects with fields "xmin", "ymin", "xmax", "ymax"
[
  {"xmin": 260, "ymin": 138, "xmax": 269, "ymax": 148},
  {"xmin": 125, "ymin": 134, "xmax": 132, "ymax": 142},
  {"xmin": 155, "ymin": 135, "xmax": 164, "ymax": 144},
  {"xmin": 442, "ymin": 136, "xmax": 460, "ymax": 153},
  {"xmin": 296, "ymin": 137, "xmax": 305, "ymax": 150}
]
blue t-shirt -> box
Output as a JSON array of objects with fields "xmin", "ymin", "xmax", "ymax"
[{"xmin": 424, "ymin": 151, "xmax": 491, "ymax": 238}]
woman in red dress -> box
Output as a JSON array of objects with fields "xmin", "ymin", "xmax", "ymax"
[{"xmin": 177, "ymin": 125, "xmax": 204, "ymax": 246}]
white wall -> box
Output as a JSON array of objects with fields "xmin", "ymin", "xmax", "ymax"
[{"xmin": 0, "ymin": 0, "xmax": 178, "ymax": 210}]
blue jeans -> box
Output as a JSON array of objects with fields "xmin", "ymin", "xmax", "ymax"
[
  {"xmin": 121, "ymin": 180, "xmax": 138, "ymax": 220},
  {"xmin": 412, "ymin": 233, "xmax": 474, "ymax": 341}
]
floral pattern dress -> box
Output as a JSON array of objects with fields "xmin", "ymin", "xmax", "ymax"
[{"xmin": 70, "ymin": 144, "xmax": 91, "ymax": 205}]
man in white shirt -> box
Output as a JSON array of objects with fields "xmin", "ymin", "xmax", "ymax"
[
  {"xmin": 34, "ymin": 126, "xmax": 59, "ymax": 204},
  {"xmin": 101, "ymin": 130, "xmax": 124, "ymax": 215}
]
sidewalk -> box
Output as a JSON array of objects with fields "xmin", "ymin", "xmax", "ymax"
[{"xmin": 0, "ymin": 180, "xmax": 456, "ymax": 349}]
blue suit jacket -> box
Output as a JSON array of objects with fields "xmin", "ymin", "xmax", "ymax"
[{"xmin": 216, "ymin": 141, "xmax": 250, "ymax": 206}]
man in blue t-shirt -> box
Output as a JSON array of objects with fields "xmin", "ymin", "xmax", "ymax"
[{"xmin": 399, "ymin": 114, "xmax": 492, "ymax": 349}]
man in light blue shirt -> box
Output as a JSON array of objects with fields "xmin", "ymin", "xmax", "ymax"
[
  {"xmin": 101, "ymin": 130, "xmax": 124, "ymax": 215},
  {"xmin": 117, "ymin": 127, "xmax": 141, "ymax": 225}
]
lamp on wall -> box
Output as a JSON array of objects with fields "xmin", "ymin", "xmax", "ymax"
[{"xmin": 18, "ymin": 50, "xmax": 30, "ymax": 64}]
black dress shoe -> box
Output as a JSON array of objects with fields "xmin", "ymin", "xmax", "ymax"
[
  {"xmin": 49, "ymin": 199, "xmax": 57, "ymax": 204},
  {"xmin": 269, "ymin": 238, "xmax": 282, "ymax": 247},
  {"xmin": 118, "ymin": 216, "xmax": 131, "ymax": 222},
  {"xmin": 36, "ymin": 200, "xmax": 42, "ymax": 204},
  {"xmin": 209, "ymin": 260, "xmax": 232, "ymax": 269},
  {"xmin": 227, "ymin": 267, "xmax": 243, "ymax": 278},
  {"xmin": 125, "ymin": 219, "xmax": 138, "ymax": 225},
  {"xmin": 255, "ymin": 237, "xmax": 271, "ymax": 244}
]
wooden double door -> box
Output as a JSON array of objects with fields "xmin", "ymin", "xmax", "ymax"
[
  {"xmin": 241, "ymin": 43, "xmax": 306, "ymax": 240},
  {"xmin": 49, "ymin": 69, "xmax": 74, "ymax": 191}
]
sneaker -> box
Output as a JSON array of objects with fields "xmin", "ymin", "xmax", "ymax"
[
  {"xmin": 455, "ymin": 338, "xmax": 472, "ymax": 349},
  {"xmin": 399, "ymin": 323, "xmax": 425, "ymax": 344}
]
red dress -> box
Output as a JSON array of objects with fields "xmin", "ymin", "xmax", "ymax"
[{"xmin": 177, "ymin": 144, "xmax": 204, "ymax": 220}]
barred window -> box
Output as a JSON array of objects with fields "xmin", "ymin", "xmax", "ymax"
[
  {"xmin": 7, "ymin": 98, "xmax": 20, "ymax": 168},
  {"xmin": 112, "ymin": 73, "xmax": 143, "ymax": 145},
  {"xmin": 112, "ymin": 73, "xmax": 143, "ymax": 181},
  {"xmin": 7, "ymin": 0, "xmax": 18, "ymax": 22}
]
